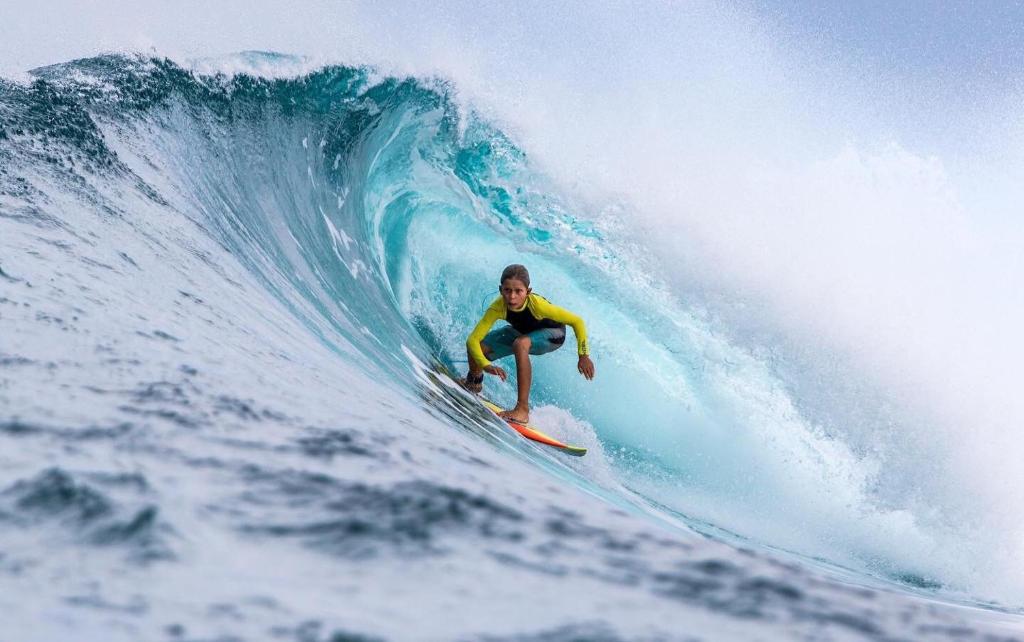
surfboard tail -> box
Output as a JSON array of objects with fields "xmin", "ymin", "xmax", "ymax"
[{"xmin": 479, "ymin": 399, "xmax": 588, "ymax": 456}]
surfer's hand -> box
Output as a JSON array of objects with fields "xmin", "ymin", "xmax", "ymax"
[
  {"xmin": 578, "ymin": 355, "xmax": 595, "ymax": 380},
  {"xmin": 484, "ymin": 365, "xmax": 507, "ymax": 382}
]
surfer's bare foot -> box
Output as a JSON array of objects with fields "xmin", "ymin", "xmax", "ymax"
[{"xmin": 499, "ymin": 406, "xmax": 529, "ymax": 424}]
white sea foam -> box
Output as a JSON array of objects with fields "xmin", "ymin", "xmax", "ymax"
[{"xmin": 5, "ymin": 0, "xmax": 1024, "ymax": 609}]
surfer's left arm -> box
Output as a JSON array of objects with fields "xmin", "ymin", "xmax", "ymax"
[{"xmin": 534, "ymin": 298, "xmax": 595, "ymax": 380}]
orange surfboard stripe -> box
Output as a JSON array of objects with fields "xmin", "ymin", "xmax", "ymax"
[{"xmin": 479, "ymin": 399, "xmax": 586, "ymax": 455}]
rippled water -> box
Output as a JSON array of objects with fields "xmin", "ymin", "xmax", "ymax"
[{"xmin": 2, "ymin": 54, "xmax": 1023, "ymax": 641}]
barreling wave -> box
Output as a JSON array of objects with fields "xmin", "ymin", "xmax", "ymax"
[{"xmin": 0, "ymin": 52, "xmax": 1019, "ymax": 620}]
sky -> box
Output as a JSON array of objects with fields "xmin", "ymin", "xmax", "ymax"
[
  {"xmin": 757, "ymin": 0, "xmax": 1024, "ymax": 80},
  {"xmin": 4, "ymin": 1, "xmax": 1023, "ymax": 82}
]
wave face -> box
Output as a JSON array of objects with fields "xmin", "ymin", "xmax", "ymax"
[{"xmin": 1, "ymin": 54, "xmax": 1022, "ymax": 640}]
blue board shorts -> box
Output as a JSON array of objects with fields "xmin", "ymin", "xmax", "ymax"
[{"xmin": 482, "ymin": 325, "xmax": 566, "ymax": 360}]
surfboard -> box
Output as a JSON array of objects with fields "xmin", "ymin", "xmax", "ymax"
[{"xmin": 479, "ymin": 398, "xmax": 587, "ymax": 457}]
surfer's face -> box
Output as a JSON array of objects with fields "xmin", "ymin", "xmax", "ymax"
[{"xmin": 499, "ymin": 278, "xmax": 530, "ymax": 309}]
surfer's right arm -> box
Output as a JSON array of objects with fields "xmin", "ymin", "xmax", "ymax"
[{"xmin": 467, "ymin": 298, "xmax": 507, "ymax": 380}]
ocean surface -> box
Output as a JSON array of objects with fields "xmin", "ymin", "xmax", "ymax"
[{"xmin": 2, "ymin": 52, "xmax": 1023, "ymax": 641}]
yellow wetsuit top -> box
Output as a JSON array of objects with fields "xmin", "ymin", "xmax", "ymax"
[{"xmin": 467, "ymin": 293, "xmax": 589, "ymax": 368}]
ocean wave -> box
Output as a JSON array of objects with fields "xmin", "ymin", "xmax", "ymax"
[{"xmin": 2, "ymin": 52, "xmax": 1022, "ymax": 639}]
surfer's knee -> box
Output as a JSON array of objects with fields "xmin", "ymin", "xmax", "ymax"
[{"xmin": 512, "ymin": 336, "xmax": 531, "ymax": 353}]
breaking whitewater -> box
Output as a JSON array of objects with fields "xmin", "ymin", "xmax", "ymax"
[{"xmin": 1, "ymin": 54, "xmax": 1022, "ymax": 641}]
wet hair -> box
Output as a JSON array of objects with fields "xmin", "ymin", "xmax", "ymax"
[{"xmin": 500, "ymin": 264, "xmax": 530, "ymax": 287}]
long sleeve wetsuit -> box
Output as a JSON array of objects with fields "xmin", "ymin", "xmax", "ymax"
[{"xmin": 467, "ymin": 293, "xmax": 589, "ymax": 368}]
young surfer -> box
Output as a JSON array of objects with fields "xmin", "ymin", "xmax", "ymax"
[{"xmin": 464, "ymin": 264, "xmax": 595, "ymax": 423}]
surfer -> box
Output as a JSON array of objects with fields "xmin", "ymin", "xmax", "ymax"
[{"xmin": 464, "ymin": 264, "xmax": 595, "ymax": 423}]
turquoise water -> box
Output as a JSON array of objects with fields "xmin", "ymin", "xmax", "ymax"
[{"xmin": 1, "ymin": 53, "xmax": 1022, "ymax": 641}]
